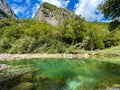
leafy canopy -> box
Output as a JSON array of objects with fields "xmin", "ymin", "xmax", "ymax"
[{"xmin": 99, "ymin": 0, "xmax": 120, "ymax": 20}]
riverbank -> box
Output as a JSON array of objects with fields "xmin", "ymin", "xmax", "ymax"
[
  {"xmin": 0, "ymin": 54, "xmax": 90, "ymax": 60},
  {"xmin": 0, "ymin": 53, "xmax": 120, "ymax": 61}
]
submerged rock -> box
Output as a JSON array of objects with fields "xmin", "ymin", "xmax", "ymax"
[
  {"xmin": 20, "ymin": 74, "xmax": 33, "ymax": 82},
  {"xmin": 11, "ymin": 82, "xmax": 33, "ymax": 90},
  {"xmin": 107, "ymin": 84, "xmax": 120, "ymax": 90},
  {"xmin": 0, "ymin": 64, "xmax": 10, "ymax": 71}
]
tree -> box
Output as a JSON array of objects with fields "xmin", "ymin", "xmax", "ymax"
[
  {"xmin": 104, "ymin": 30, "xmax": 120, "ymax": 47},
  {"xmin": 99, "ymin": 0, "xmax": 120, "ymax": 30},
  {"xmin": 62, "ymin": 16, "xmax": 86, "ymax": 44},
  {"xmin": 99, "ymin": 0, "xmax": 120, "ymax": 20},
  {"xmin": 85, "ymin": 29, "xmax": 105, "ymax": 50}
]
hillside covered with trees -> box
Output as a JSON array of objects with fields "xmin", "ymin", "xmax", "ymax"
[
  {"xmin": 0, "ymin": 1, "xmax": 120, "ymax": 54},
  {"xmin": 0, "ymin": 17, "xmax": 119, "ymax": 54}
]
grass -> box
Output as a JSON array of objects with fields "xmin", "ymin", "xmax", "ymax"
[
  {"xmin": 85, "ymin": 22, "xmax": 109, "ymax": 31},
  {"xmin": 89, "ymin": 45, "xmax": 120, "ymax": 56}
]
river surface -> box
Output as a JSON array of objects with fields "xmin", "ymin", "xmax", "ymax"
[{"xmin": 0, "ymin": 58, "xmax": 120, "ymax": 90}]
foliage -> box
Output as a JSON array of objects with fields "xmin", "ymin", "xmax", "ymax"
[
  {"xmin": 109, "ymin": 20, "xmax": 120, "ymax": 31},
  {"xmin": 9, "ymin": 36, "xmax": 36, "ymax": 53},
  {"xmin": 61, "ymin": 16, "xmax": 86, "ymax": 44},
  {"xmin": 104, "ymin": 30, "xmax": 120, "ymax": 47},
  {"xmin": 42, "ymin": 2, "xmax": 57, "ymax": 11},
  {"xmin": 99, "ymin": 0, "xmax": 120, "ymax": 20},
  {"xmin": 85, "ymin": 30, "xmax": 105, "ymax": 50},
  {"xmin": 84, "ymin": 22, "xmax": 109, "ymax": 50},
  {"xmin": 99, "ymin": 0, "xmax": 120, "ymax": 31},
  {"xmin": 0, "ymin": 37, "xmax": 11, "ymax": 52},
  {"xmin": 2, "ymin": 25, "xmax": 23, "ymax": 40},
  {"xmin": 0, "ymin": 18, "xmax": 120, "ymax": 53}
]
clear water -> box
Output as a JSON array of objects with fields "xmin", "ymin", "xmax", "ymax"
[{"xmin": 0, "ymin": 58, "xmax": 120, "ymax": 90}]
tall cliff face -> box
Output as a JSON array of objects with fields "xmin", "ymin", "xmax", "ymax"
[
  {"xmin": 34, "ymin": 2, "xmax": 77, "ymax": 26},
  {"xmin": 0, "ymin": 0, "xmax": 18, "ymax": 19}
]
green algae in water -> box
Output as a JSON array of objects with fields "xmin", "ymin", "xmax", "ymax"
[{"xmin": 0, "ymin": 58, "xmax": 120, "ymax": 90}]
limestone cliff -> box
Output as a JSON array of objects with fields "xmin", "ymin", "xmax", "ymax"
[
  {"xmin": 0, "ymin": 0, "xmax": 18, "ymax": 19},
  {"xmin": 34, "ymin": 2, "xmax": 77, "ymax": 26}
]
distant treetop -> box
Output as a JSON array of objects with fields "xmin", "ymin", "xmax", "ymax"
[{"xmin": 41, "ymin": 2, "xmax": 58, "ymax": 11}]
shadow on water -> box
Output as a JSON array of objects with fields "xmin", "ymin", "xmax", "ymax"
[{"xmin": 0, "ymin": 58, "xmax": 120, "ymax": 90}]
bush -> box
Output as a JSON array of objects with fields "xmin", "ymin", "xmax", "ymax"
[
  {"xmin": 0, "ymin": 38, "xmax": 11, "ymax": 53},
  {"xmin": 9, "ymin": 36, "xmax": 36, "ymax": 53},
  {"xmin": 85, "ymin": 29, "xmax": 106, "ymax": 50},
  {"xmin": 2, "ymin": 25, "xmax": 23, "ymax": 40},
  {"xmin": 104, "ymin": 30, "xmax": 120, "ymax": 47},
  {"xmin": 0, "ymin": 18, "xmax": 119, "ymax": 53}
]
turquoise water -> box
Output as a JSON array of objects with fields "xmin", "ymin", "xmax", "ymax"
[{"xmin": 0, "ymin": 58, "xmax": 120, "ymax": 90}]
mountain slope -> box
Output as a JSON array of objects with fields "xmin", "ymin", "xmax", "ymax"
[
  {"xmin": 0, "ymin": 0, "xmax": 18, "ymax": 19},
  {"xmin": 34, "ymin": 2, "xmax": 77, "ymax": 26}
]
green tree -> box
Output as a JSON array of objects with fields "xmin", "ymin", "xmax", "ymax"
[
  {"xmin": 0, "ymin": 38, "xmax": 11, "ymax": 52},
  {"xmin": 85, "ymin": 30, "xmax": 105, "ymax": 50},
  {"xmin": 99, "ymin": 0, "xmax": 120, "ymax": 30},
  {"xmin": 104, "ymin": 30, "xmax": 120, "ymax": 47},
  {"xmin": 99, "ymin": 0, "xmax": 120, "ymax": 20},
  {"xmin": 2, "ymin": 25, "xmax": 23, "ymax": 40},
  {"xmin": 62, "ymin": 16, "xmax": 86, "ymax": 44}
]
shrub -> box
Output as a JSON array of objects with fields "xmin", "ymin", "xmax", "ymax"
[
  {"xmin": 0, "ymin": 38, "xmax": 11, "ymax": 53},
  {"xmin": 104, "ymin": 30, "xmax": 120, "ymax": 47},
  {"xmin": 9, "ymin": 36, "xmax": 36, "ymax": 53}
]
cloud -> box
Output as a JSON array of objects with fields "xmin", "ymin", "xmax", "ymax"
[
  {"xmin": 74, "ymin": 0, "xmax": 105, "ymax": 21},
  {"xmin": 11, "ymin": 4, "xmax": 32, "ymax": 18},
  {"xmin": 11, "ymin": 4, "xmax": 27, "ymax": 15},
  {"xmin": 13, "ymin": 0, "xmax": 23, "ymax": 2},
  {"xmin": 40, "ymin": 0, "xmax": 70, "ymax": 8},
  {"xmin": 26, "ymin": 0, "xmax": 31, "ymax": 6}
]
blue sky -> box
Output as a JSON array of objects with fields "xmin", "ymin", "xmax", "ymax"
[{"xmin": 7, "ymin": 0, "xmax": 107, "ymax": 22}]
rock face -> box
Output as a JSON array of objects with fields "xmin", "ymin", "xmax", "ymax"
[
  {"xmin": 34, "ymin": 2, "xmax": 77, "ymax": 26},
  {"xmin": 0, "ymin": 0, "xmax": 18, "ymax": 19}
]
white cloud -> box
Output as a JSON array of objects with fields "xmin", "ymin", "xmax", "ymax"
[
  {"xmin": 40, "ymin": 0, "xmax": 70, "ymax": 8},
  {"xmin": 74, "ymin": 0, "xmax": 105, "ymax": 21},
  {"xmin": 11, "ymin": 4, "xmax": 32, "ymax": 18},
  {"xmin": 26, "ymin": 0, "xmax": 31, "ymax": 6},
  {"xmin": 11, "ymin": 4, "xmax": 27, "ymax": 15},
  {"xmin": 13, "ymin": 0, "xmax": 23, "ymax": 2}
]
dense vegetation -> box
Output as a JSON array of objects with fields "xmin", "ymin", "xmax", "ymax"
[
  {"xmin": 0, "ymin": 17, "xmax": 120, "ymax": 54},
  {"xmin": 41, "ymin": 2, "xmax": 57, "ymax": 11}
]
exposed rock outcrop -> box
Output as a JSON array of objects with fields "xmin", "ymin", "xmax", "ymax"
[
  {"xmin": 0, "ymin": 0, "xmax": 18, "ymax": 19},
  {"xmin": 34, "ymin": 2, "xmax": 77, "ymax": 26}
]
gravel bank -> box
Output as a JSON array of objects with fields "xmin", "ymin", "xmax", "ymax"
[{"xmin": 0, "ymin": 54, "xmax": 90, "ymax": 60}]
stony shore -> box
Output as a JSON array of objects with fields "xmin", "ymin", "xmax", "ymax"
[
  {"xmin": 0, "ymin": 53, "xmax": 120, "ymax": 60},
  {"xmin": 0, "ymin": 54, "xmax": 90, "ymax": 60}
]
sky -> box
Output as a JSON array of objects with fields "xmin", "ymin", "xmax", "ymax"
[{"xmin": 7, "ymin": 0, "xmax": 107, "ymax": 22}]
